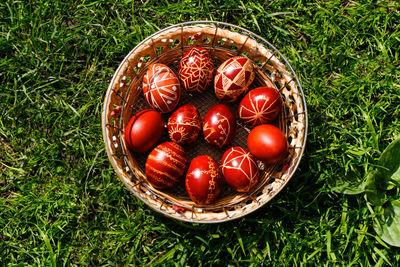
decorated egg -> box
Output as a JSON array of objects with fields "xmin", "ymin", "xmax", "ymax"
[
  {"xmin": 168, "ymin": 104, "xmax": 202, "ymax": 145},
  {"xmin": 143, "ymin": 63, "xmax": 181, "ymax": 113},
  {"xmin": 239, "ymin": 87, "xmax": 283, "ymax": 127},
  {"xmin": 203, "ymin": 104, "xmax": 236, "ymax": 148},
  {"xmin": 185, "ymin": 155, "xmax": 223, "ymax": 205},
  {"xmin": 221, "ymin": 147, "xmax": 260, "ymax": 192},
  {"xmin": 124, "ymin": 109, "xmax": 165, "ymax": 153},
  {"xmin": 178, "ymin": 47, "xmax": 214, "ymax": 93},
  {"xmin": 247, "ymin": 124, "xmax": 288, "ymax": 164},
  {"xmin": 214, "ymin": 56, "xmax": 255, "ymax": 102},
  {"xmin": 145, "ymin": 142, "xmax": 188, "ymax": 189}
]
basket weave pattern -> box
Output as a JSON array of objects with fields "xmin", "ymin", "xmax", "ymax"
[{"xmin": 102, "ymin": 22, "xmax": 307, "ymax": 223}]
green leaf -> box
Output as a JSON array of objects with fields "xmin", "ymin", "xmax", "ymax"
[
  {"xmin": 365, "ymin": 170, "xmax": 387, "ymax": 206},
  {"xmin": 374, "ymin": 200, "xmax": 400, "ymax": 247},
  {"xmin": 328, "ymin": 170, "xmax": 365, "ymax": 195},
  {"xmin": 329, "ymin": 178, "xmax": 365, "ymax": 195},
  {"xmin": 390, "ymin": 166, "xmax": 400, "ymax": 185},
  {"xmin": 364, "ymin": 138, "xmax": 400, "ymax": 205},
  {"xmin": 377, "ymin": 138, "xmax": 400, "ymax": 184}
]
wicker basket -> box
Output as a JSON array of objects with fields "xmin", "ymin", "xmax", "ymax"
[{"xmin": 102, "ymin": 21, "xmax": 308, "ymax": 223}]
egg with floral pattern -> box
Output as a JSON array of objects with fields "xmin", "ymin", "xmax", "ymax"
[
  {"xmin": 178, "ymin": 47, "xmax": 214, "ymax": 93},
  {"xmin": 203, "ymin": 104, "xmax": 236, "ymax": 148},
  {"xmin": 168, "ymin": 104, "xmax": 202, "ymax": 145}
]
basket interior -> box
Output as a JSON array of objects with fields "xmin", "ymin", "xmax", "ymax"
[
  {"xmin": 103, "ymin": 22, "xmax": 307, "ymax": 222},
  {"xmin": 124, "ymin": 53, "xmax": 285, "ymax": 208}
]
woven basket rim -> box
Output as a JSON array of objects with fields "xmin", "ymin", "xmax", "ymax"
[{"xmin": 102, "ymin": 21, "xmax": 308, "ymax": 223}]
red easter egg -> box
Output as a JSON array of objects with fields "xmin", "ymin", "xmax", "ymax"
[
  {"xmin": 214, "ymin": 56, "xmax": 255, "ymax": 102},
  {"xmin": 168, "ymin": 104, "xmax": 202, "ymax": 145},
  {"xmin": 185, "ymin": 155, "xmax": 223, "ymax": 205},
  {"xmin": 124, "ymin": 109, "xmax": 165, "ymax": 153},
  {"xmin": 145, "ymin": 142, "xmax": 187, "ymax": 189},
  {"xmin": 143, "ymin": 63, "xmax": 181, "ymax": 113},
  {"xmin": 239, "ymin": 87, "xmax": 283, "ymax": 127},
  {"xmin": 203, "ymin": 104, "xmax": 236, "ymax": 148},
  {"xmin": 247, "ymin": 124, "xmax": 288, "ymax": 164},
  {"xmin": 178, "ymin": 47, "xmax": 214, "ymax": 93},
  {"xmin": 221, "ymin": 147, "xmax": 260, "ymax": 192}
]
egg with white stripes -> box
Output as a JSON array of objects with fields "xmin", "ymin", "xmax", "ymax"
[{"xmin": 145, "ymin": 142, "xmax": 188, "ymax": 189}]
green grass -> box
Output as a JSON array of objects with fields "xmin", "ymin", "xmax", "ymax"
[{"xmin": 1, "ymin": 0, "xmax": 400, "ymax": 265}]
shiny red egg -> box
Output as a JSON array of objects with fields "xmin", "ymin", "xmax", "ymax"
[
  {"xmin": 168, "ymin": 104, "xmax": 202, "ymax": 145},
  {"xmin": 221, "ymin": 147, "xmax": 260, "ymax": 192},
  {"xmin": 203, "ymin": 104, "xmax": 236, "ymax": 148},
  {"xmin": 247, "ymin": 124, "xmax": 288, "ymax": 164},
  {"xmin": 143, "ymin": 63, "xmax": 181, "ymax": 113},
  {"xmin": 214, "ymin": 56, "xmax": 255, "ymax": 102},
  {"xmin": 145, "ymin": 142, "xmax": 187, "ymax": 189},
  {"xmin": 124, "ymin": 109, "xmax": 165, "ymax": 153},
  {"xmin": 239, "ymin": 87, "xmax": 283, "ymax": 127},
  {"xmin": 185, "ymin": 155, "xmax": 223, "ymax": 205},
  {"xmin": 178, "ymin": 47, "xmax": 214, "ymax": 93}
]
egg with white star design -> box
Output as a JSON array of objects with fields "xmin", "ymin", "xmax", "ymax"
[
  {"xmin": 239, "ymin": 87, "xmax": 282, "ymax": 127},
  {"xmin": 221, "ymin": 147, "xmax": 260, "ymax": 192}
]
